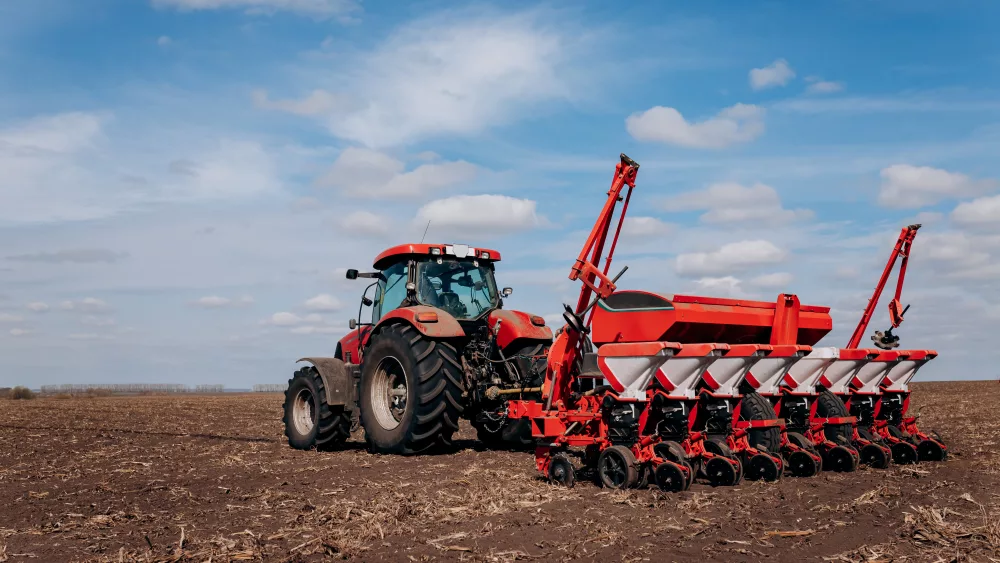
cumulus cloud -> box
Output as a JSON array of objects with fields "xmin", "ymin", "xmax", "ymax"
[
  {"xmin": 317, "ymin": 148, "xmax": 476, "ymax": 199},
  {"xmin": 621, "ymin": 216, "xmax": 675, "ymax": 237},
  {"xmin": 152, "ymin": 0, "xmax": 361, "ymax": 20},
  {"xmin": 0, "ymin": 313, "xmax": 24, "ymax": 323},
  {"xmin": 952, "ymin": 194, "xmax": 1000, "ymax": 230},
  {"xmin": 26, "ymin": 302, "xmax": 49, "ymax": 312},
  {"xmin": 255, "ymin": 9, "xmax": 589, "ymax": 147},
  {"xmin": 336, "ymin": 210, "xmax": 391, "ymax": 236},
  {"xmin": 749, "ymin": 272, "xmax": 794, "ymax": 288},
  {"xmin": 252, "ymin": 89, "xmax": 349, "ymax": 117},
  {"xmin": 263, "ymin": 312, "xmax": 324, "ymax": 327},
  {"xmin": 290, "ymin": 325, "xmax": 340, "ymax": 334},
  {"xmin": 626, "ymin": 104, "xmax": 765, "ymax": 149},
  {"xmin": 59, "ymin": 298, "xmax": 112, "ymax": 314},
  {"xmin": 675, "ymin": 240, "xmax": 787, "ymax": 277},
  {"xmin": 9, "ymin": 328, "xmax": 32, "ymax": 337},
  {"xmin": 304, "ymin": 294, "xmax": 342, "ymax": 311},
  {"xmin": 878, "ymin": 164, "xmax": 998, "ymax": 208},
  {"xmin": 749, "ymin": 59, "xmax": 795, "ymax": 90},
  {"xmin": 191, "ymin": 295, "xmax": 254, "ymax": 309},
  {"xmin": 662, "ymin": 182, "xmax": 812, "ymax": 224},
  {"xmin": 157, "ymin": 35, "xmax": 172, "ymax": 47},
  {"xmin": 692, "ymin": 276, "xmax": 743, "ymax": 297},
  {"xmin": 805, "ymin": 76, "xmax": 844, "ymax": 94},
  {"xmin": 415, "ymin": 195, "xmax": 543, "ymax": 237},
  {"xmin": 6, "ymin": 248, "xmax": 128, "ymax": 264}
]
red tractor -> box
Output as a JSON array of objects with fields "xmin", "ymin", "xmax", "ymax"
[{"xmin": 282, "ymin": 243, "xmax": 553, "ymax": 455}]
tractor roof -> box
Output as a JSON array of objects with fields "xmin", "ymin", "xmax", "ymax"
[{"xmin": 373, "ymin": 243, "xmax": 501, "ymax": 270}]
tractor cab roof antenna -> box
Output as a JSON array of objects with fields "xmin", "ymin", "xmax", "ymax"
[{"xmin": 420, "ymin": 220, "xmax": 431, "ymax": 244}]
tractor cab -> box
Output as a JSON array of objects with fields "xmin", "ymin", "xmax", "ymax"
[{"xmin": 343, "ymin": 244, "xmax": 514, "ymax": 358}]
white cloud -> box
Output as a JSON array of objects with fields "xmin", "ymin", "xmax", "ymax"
[
  {"xmin": 749, "ymin": 272, "xmax": 794, "ymax": 288},
  {"xmin": 257, "ymin": 9, "xmax": 587, "ymax": 147},
  {"xmin": 81, "ymin": 316, "xmax": 116, "ymax": 327},
  {"xmin": 68, "ymin": 333, "xmax": 114, "ymax": 340},
  {"xmin": 952, "ymin": 194, "xmax": 1000, "ymax": 230},
  {"xmin": 805, "ymin": 77, "xmax": 844, "ymax": 94},
  {"xmin": 879, "ymin": 164, "xmax": 998, "ymax": 208},
  {"xmin": 25, "ymin": 302, "xmax": 49, "ymax": 313},
  {"xmin": 337, "ymin": 210, "xmax": 391, "ymax": 236},
  {"xmin": 9, "ymin": 328, "xmax": 32, "ymax": 337},
  {"xmin": 662, "ymin": 182, "xmax": 812, "ymax": 224},
  {"xmin": 625, "ymin": 104, "xmax": 765, "ymax": 149},
  {"xmin": 0, "ymin": 112, "xmax": 282, "ymax": 224},
  {"xmin": 675, "ymin": 240, "xmax": 787, "ymax": 277},
  {"xmin": 60, "ymin": 297, "xmax": 112, "ymax": 314},
  {"xmin": 621, "ymin": 216, "xmax": 675, "ymax": 237},
  {"xmin": 264, "ymin": 311, "xmax": 324, "ymax": 326},
  {"xmin": 290, "ymin": 325, "xmax": 339, "ymax": 334},
  {"xmin": 316, "ymin": 148, "xmax": 476, "ymax": 199},
  {"xmin": 252, "ymin": 89, "xmax": 347, "ymax": 117},
  {"xmin": 749, "ymin": 59, "xmax": 795, "ymax": 90},
  {"xmin": 415, "ymin": 194, "xmax": 543, "ymax": 237},
  {"xmin": 304, "ymin": 294, "xmax": 342, "ymax": 311},
  {"xmin": 0, "ymin": 313, "xmax": 24, "ymax": 323},
  {"xmin": 191, "ymin": 295, "xmax": 254, "ymax": 309},
  {"xmin": 157, "ymin": 35, "xmax": 172, "ymax": 47},
  {"xmin": 693, "ymin": 276, "xmax": 743, "ymax": 297},
  {"xmin": 152, "ymin": 0, "xmax": 361, "ymax": 20}
]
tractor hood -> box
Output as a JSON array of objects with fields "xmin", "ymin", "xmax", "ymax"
[{"xmin": 488, "ymin": 309, "xmax": 553, "ymax": 349}]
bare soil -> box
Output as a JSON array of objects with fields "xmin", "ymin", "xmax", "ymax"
[{"xmin": 0, "ymin": 381, "xmax": 997, "ymax": 562}]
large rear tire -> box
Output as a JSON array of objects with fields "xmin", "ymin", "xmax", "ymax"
[
  {"xmin": 815, "ymin": 390, "xmax": 853, "ymax": 446},
  {"xmin": 741, "ymin": 392, "xmax": 782, "ymax": 454},
  {"xmin": 283, "ymin": 367, "xmax": 352, "ymax": 451},
  {"xmin": 360, "ymin": 324, "xmax": 464, "ymax": 455}
]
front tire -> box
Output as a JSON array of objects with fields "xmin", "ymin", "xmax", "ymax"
[
  {"xmin": 283, "ymin": 367, "xmax": 352, "ymax": 451},
  {"xmin": 360, "ymin": 324, "xmax": 464, "ymax": 455}
]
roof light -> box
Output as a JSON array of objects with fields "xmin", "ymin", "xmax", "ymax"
[
  {"xmin": 430, "ymin": 247, "xmax": 441, "ymax": 255},
  {"xmin": 480, "ymin": 251, "xmax": 490, "ymax": 259}
]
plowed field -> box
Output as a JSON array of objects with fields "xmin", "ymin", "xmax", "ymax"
[{"xmin": 1, "ymin": 381, "xmax": 997, "ymax": 562}]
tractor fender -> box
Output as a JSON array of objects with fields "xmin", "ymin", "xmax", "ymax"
[
  {"xmin": 296, "ymin": 357, "xmax": 357, "ymax": 408},
  {"xmin": 376, "ymin": 305, "xmax": 466, "ymax": 339},
  {"xmin": 489, "ymin": 309, "xmax": 553, "ymax": 349}
]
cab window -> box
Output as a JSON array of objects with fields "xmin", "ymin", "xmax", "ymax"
[{"xmin": 376, "ymin": 261, "xmax": 408, "ymax": 320}]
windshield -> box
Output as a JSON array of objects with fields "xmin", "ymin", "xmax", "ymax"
[{"xmin": 416, "ymin": 259, "xmax": 498, "ymax": 319}]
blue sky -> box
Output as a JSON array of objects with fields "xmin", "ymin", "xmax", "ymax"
[{"xmin": 1, "ymin": 0, "xmax": 999, "ymax": 386}]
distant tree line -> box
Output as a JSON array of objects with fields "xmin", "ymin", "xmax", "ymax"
[{"xmin": 252, "ymin": 384, "xmax": 287, "ymax": 393}]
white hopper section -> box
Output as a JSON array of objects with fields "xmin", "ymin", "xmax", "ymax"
[
  {"xmin": 851, "ymin": 351, "xmax": 905, "ymax": 394},
  {"xmin": 745, "ymin": 345, "xmax": 813, "ymax": 395},
  {"xmin": 597, "ymin": 341, "xmax": 683, "ymax": 400},
  {"xmin": 783, "ymin": 347, "xmax": 840, "ymax": 393},
  {"xmin": 818, "ymin": 349, "xmax": 880, "ymax": 394},
  {"xmin": 702, "ymin": 344, "xmax": 771, "ymax": 397},
  {"xmin": 654, "ymin": 343, "xmax": 730, "ymax": 399},
  {"xmin": 882, "ymin": 350, "xmax": 937, "ymax": 392}
]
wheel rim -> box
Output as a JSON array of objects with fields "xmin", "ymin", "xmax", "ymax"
[
  {"xmin": 292, "ymin": 387, "xmax": 315, "ymax": 436},
  {"xmin": 891, "ymin": 442, "xmax": 918, "ymax": 464},
  {"xmin": 918, "ymin": 440, "xmax": 945, "ymax": 462},
  {"xmin": 371, "ymin": 356, "xmax": 407, "ymax": 430},
  {"xmin": 746, "ymin": 454, "xmax": 781, "ymax": 482},
  {"xmin": 826, "ymin": 445, "xmax": 857, "ymax": 472},
  {"xmin": 655, "ymin": 463, "xmax": 685, "ymax": 492},
  {"xmin": 788, "ymin": 451, "xmax": 818, "ymax": 477},
  {"xmin": 705, "ymin": 457, "xmax": 738, "ymax": 486},
  {"xmin": 599, "ymin": 451, "xmax": 628, "ymax": 488},
  {"xmin": 862, "ymin": 444, "xmax": 890, "ymax": 468}
]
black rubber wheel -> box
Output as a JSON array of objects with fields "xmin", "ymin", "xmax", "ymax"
[
  {"xmin": 359, "ymin": 324, "xmax": 464, "ymax": 455},
  {"xmin": 654, "ymin": 462, "xmax": 688, "ymax": 493},
  {"xmin": 886, "ymin": 425, "xmax": 919, "ymax": 464},
  {"xmin": 597, "ymin": 446, "xmax": 639, "ymax": 489},
  {"xmin": 815, "ymin": 390, "xmax": 853, "ymax": 446},
  {"xmin": 283, "ymin": 367, "xmax": 352, "ymax": 451},
  {"xmin": 654, "ymin": 441, "xmax": 693, "ymax": 487},
  {"xmin": 474, "ymin": 342, "xmax": 548, "ymax": 448},
  {"xmin": 917, "ymin": 439, "xmax": 946, "ymax": 462},
  {"xmin": 740, "ymin": 392, "xmax": 782, "ymax": 454},
  {"xmin": 745, "ymin": 454, "xmax": 781, "ymax": 482},
  {"xmin": 705, "ymin": 456, "xmax": 739, "ymax": 487},
  {"xmin": 785, "ymin": 431, "xmax": 822, "ymax": 474},
  {"xmin": 548, "ymin": 454, "xmax": 575, "ymax": 488},
  {"xmin": 824, "ymin": 445, "xmax": 858, "ymax": 472}
]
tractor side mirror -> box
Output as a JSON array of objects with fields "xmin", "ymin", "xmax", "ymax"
[
  {"xmin": 349, "ymin": 319, "xmax": 358, "ymax": 329},
  {"xmin": 362, "ymin": 297, "xmax": 373, "ymax": 307},
  {"xmin": 502, "ymin": 287, "xmax": 513, "ymax": 298},
  {"xmin": 346, "ymin": 269, "xmax": 359, "ymax": 280}
]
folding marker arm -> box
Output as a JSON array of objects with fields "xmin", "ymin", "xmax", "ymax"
[{"xmin": 847, "ymin": 224, "xmax": 920, "ymax": 349}]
